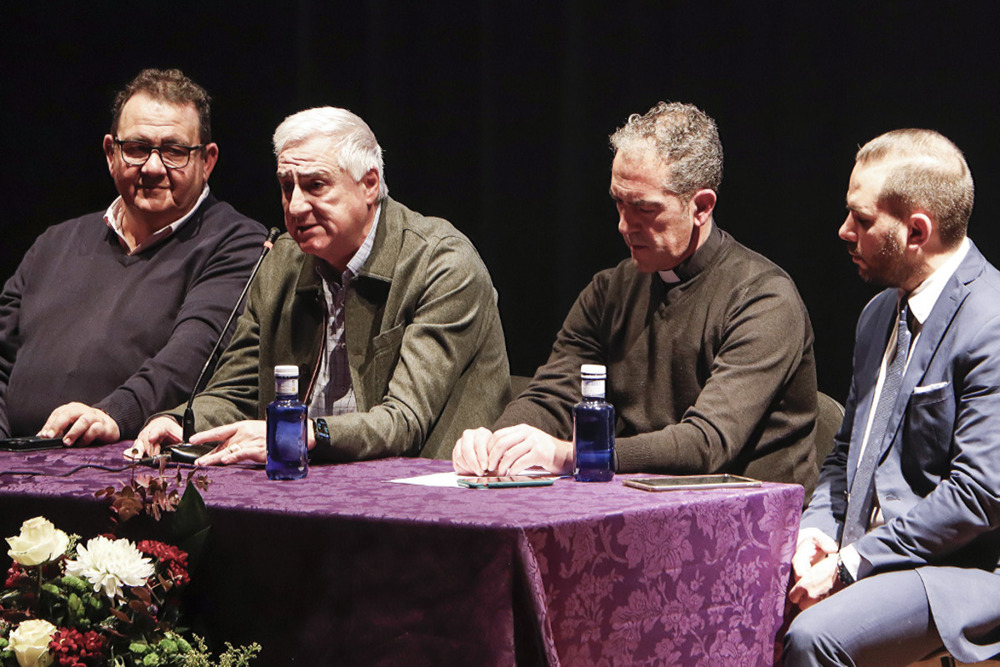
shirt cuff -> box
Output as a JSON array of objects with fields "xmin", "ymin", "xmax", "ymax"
[{"xmin": 839, "ymin": 544, "xmax": 861, "ymax": 580}]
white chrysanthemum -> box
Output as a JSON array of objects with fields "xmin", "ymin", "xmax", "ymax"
[{"xmin": 65, "ymin": 536, "xmax": 155, "ymax": 600}]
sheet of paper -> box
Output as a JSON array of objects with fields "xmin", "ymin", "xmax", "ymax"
[
  {"xmin": 388, "ymin": 472, "xmax": 464, "ymax": 487},
  {"xmin": 388, "ymin": 468, "xmax": 558, "ymax": 487}
]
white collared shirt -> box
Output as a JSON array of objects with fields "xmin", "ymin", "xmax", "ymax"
[
  {"xmin": 837, "ymin": 237, "xmax": 971, "ymax": 576},
  {"xmin": 104, "ymin": 185, "xmax": 211, "ymax": 255}
]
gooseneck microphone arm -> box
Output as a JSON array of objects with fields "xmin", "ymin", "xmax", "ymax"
[{"xmin": 182, "ymin": 227, "xmax": 280, "ymax": 442}]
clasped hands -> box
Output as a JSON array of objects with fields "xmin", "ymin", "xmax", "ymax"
[
  {"xmin": 125, "ymin": 416, "xmax": 312, "ymax": 466},
  {"xmin": 452, "ymin": 424, "xmax": 573, "ymax": 476},
  {"xmin": 788, "ymin": 530, "xmax": 843, "ymax": 610}
]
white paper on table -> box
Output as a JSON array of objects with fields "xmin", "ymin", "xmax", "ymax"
[
  {"xmin": 388, "ymin": 467, "xmax": 555, "ymax": 487},
  {"xmin": 388, "ymin": 472, "xmax": 465, "ymax": 487}
]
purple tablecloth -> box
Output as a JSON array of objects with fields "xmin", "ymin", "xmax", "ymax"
[{"xmin": 0, "ymin": 446, "xmax": 803, "ymax": 666}]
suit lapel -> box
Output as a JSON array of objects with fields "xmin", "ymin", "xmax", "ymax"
[{"xmin": 873, "ymin": 245, "xmax": 984, "ymax": 461}]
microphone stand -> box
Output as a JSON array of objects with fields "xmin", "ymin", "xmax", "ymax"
[{"xmin": 181, "ymin": 227, "xmax": 280, "ymax": 443}]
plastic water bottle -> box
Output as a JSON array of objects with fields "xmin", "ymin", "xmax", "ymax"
[
  {"xmin": 266, "ymin": 365, "xmax": 308, "ymax": 480},
  {"xmin": 573, "ymin": 364, "xmax": 615, "ymax": 482}
]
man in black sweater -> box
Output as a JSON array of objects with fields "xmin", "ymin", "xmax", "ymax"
[
  {"xmin": 452, "ymin": 101, "xmax": 818, "ymax": 492},
  {"xmin": 0, "ymin": 68, "xmax": 265, "ymax": 446}
]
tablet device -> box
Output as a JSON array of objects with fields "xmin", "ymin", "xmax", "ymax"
[
  {"xmin": 623, "ymin": 474, "xmax": 761, "ymax": 492},
  {"xmin": 458, "ymin": 475, "xmax": 556, "ymax": 489},
  {"xmin": 0, "ymin": 436, "xmax": 64, "ymax": 452}
]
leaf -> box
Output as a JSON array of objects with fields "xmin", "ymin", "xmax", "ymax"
[
  {"xmin": 133, "ymin": 586, "xmax": 152, "ymax": 605},
  {"xmin": 110, "ymin": 607, "xmax": 132, "ymax": 622},
  {"xmin": 172, "ymin": 482, "xmax": 211, "ymax": 567}
]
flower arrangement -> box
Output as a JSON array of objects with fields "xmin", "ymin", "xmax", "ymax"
[{"xmin": 0, "ymin": 467, "xmax": 259, "ymax": 666}]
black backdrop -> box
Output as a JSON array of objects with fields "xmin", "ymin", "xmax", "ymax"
[{"xmin": 4, "ymin": 2, "xmax": 1000, "ymax": 404}]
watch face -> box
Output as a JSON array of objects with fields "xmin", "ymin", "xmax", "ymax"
[
  {"xmin": 837, "ymin": 557, "xmax": 854, "ymax": 585},
  {"xmin": 314, "ymin": 419, "xmax": 330, "ymax": 443}
]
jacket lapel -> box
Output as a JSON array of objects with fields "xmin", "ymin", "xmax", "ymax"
[{"xmin": 874, "ymin": 244, "xmax": 985, "ymax": 461}]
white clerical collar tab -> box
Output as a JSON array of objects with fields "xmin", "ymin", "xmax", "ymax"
[{"xmin": 658, "ymin": 269, "xmax": 681, "ymax": 284}]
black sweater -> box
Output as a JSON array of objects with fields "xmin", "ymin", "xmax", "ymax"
[{"xmin": 0, "ymin": 195, "xmax": 266, "ymax": 438}]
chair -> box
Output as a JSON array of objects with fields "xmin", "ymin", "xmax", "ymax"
[
  {"xmin": 801, "ymin": 392, "xmax": 845, "ymax": 506},
  {"xmin": 909, "ymin": 650, "xmax": 1000, "ymax": 666},
  {"xmin": 815, "ymin": 391, "xmax": 845, "ymax": 470}
]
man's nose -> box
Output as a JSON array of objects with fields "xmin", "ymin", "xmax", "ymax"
[
  {"xmin": 617, "ymin": 208, "xmax": 632, "ymax": 235},
  {"xmin": 286, "ymin": 185, "xmax": 310, "ymax": 217},
  {"xmin": 141, "ymin": 149, "xmax": 168, "ymax": 176},
  {"xmin": 838, "ymin": 215, "xmax": 855, "ymax": 242}
]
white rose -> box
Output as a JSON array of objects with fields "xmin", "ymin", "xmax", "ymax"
[
  {"xmin": 5, "ymin": 517, "xmax": 70, "ymax": 566},
  {"xmin": 8, "ymin": 618, "xmax": 57, "ymax": 667}
]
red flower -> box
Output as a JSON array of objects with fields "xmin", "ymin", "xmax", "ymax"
[
  {"xmin": 5, "ymin": 562, "xmax": 26, "ymax": 588},
  {"xmin": 137, "ymin": 540, "xmax": 190, "ymax": 586},
  {"xmin": 49, "ymin": 627, "xmax": 108, "ymax": 666}
]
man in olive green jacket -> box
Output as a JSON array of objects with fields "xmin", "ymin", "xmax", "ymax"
[{"xmin": 130, "ymin": 107, "xmax": 510, "ymax": 464}]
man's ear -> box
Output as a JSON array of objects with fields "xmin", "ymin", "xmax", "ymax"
[
  {"xmin": 201, "ymin": 142, "xmax": 219, "ymax": 180},
  {"xmin": 361, "ymin": 168, "xmax": 380, "ymax": 205},
  {"xmin": 906, "ymin": 212, "xmax": 933, "ymax": 250},
  {"xmin": 103, "ymin": 135, "xmax": 116, "ymax": 173},
  {"xmin": 691, "ymin": 189, "xmax": 717, "ymax": 227}
]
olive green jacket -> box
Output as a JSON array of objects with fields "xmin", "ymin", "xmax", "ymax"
[{"xmin": 168, "ymin": 198, "xmax": 511, "ymax": 461}]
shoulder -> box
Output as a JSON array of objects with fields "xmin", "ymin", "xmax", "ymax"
[
  {"xmin": 379, "ymin": 198, "xmax": 489, "ymax": 278},
  {"xmin": 22, "ymin": 211, "xmax": 108, "ymax": 258},
  {"xmin": 384, "ymin": 198, "xmax": 473, "ymax": 248},
  {"xmin": 37, "ymin": 210, "xmax": 107, "ymax": 239},
  {"xmin": 715, "ymin": 232, "xmax": 801, "ymax": 294},
  {"xmin": 196, "ymin": 197, "xmax": 267, "ymax": 237},
  {"xmin": 963, "ymin": 245, "xmax": 1000, "ymax": 302},
  {"xmin": 567, "ymin": 260, "xmax": 651, "ymax": 317},
  {"xmin": 588, "ymin": 259, "xmax": 646, "ymax": 294}
]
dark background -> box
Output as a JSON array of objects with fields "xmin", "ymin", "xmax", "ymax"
[{"xmin": 4, "ymin": 2, "xmax": 999, "ymax": 404}]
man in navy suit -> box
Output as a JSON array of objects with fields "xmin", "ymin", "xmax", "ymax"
[{"xmin": 784, "ymin": 129, "xmax": 1000, "ymax": 665}]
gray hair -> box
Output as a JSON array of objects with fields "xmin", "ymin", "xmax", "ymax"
[
  {"xmin": 609, "ymin": 101, "xmax": 723, "ymax": 198},
  {"xmin": 272, "ymin": 107, "xmax": 388, "ymax": 201},
  {"xmin": 856, "ymin": 128, "xmax": 973, "ymax": 248}
]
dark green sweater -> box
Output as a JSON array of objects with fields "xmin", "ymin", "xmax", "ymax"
[{"xmin": 496, "ymin": 225, "xmax": 818, "ymax": 492}]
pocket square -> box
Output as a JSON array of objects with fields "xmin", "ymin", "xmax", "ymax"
[{"xmin": 913, "ymin": 381, "xmax": 949, "ymax": 395}]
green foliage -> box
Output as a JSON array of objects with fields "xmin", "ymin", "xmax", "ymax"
[{"xmin": 1, "ymin": 460, "xmax": 258, "ymax": 666}]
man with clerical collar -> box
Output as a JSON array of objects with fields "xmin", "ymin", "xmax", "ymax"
[
  {"xmin": 451, "ymin": 101, "xmax": 818, "ymax": 492},
  {"xmin": 785, "ymin": 129, "xmax": 1000, "ymax": 666},
  {"xmin": 0, "ymin": 68, "xmax": 266, "ymax": 445},
  {"xmin": 130, "ymin": 106, "xmax": 511, "ymax": 464}
]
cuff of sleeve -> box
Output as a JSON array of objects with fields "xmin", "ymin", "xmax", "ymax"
[
  {"xmin": 840, "ymin": 544, "xmax": 861, "ymax": 580},
  {"xmin": 95, "ymin": 395, "xmax": 143, "ymax": 440}
]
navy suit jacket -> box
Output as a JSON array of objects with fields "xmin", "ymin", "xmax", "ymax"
[{"xmin": 802, "ymin": 241, "xmax": 1000, "ymax": 662}]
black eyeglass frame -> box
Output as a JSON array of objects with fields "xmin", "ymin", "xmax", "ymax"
[{"xmin": 112, "ymin": 138, "xmax": 206, "ymax": 169}]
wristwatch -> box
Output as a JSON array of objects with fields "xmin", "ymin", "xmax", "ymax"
[
  {"xmin": 313, "ymin": 418, "xmax": 331, "ymax": 450},
  {"xmin": 836, "ymin": 554, "xmax": 855, "ymax": 586}
]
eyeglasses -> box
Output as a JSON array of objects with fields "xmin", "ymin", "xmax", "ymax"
[{"xmin": 113, "ymin": 138, "xmax": 205, "ymax": 169}]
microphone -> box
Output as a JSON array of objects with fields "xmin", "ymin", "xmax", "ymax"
[{"xmin": 181, "ymin": 227, "xmax": 280, "ymax": 444}]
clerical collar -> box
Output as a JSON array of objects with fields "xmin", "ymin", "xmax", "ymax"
[{"xmin": 657, "ymin": 223, "xmax": 722, "ymax": 285}]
